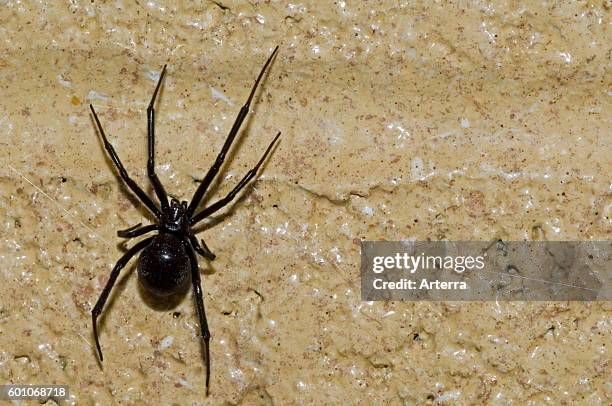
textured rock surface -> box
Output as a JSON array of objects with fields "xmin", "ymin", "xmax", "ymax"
[{"xmin": 0, "ymin": 1, "xmax": 609, "ymax": 404}]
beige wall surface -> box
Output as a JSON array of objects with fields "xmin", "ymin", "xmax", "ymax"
[{"xmin": 0, "ymin": 1, "xmax": 610, "ymax": 404}]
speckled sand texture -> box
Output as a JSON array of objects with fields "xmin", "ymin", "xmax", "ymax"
[{"xmin": 0, "ymin": 1, "xmax": 610, "ymax": 405}]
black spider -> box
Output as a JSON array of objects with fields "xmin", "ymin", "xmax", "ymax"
[{"xmin": 89, "ymin": 46, "xmax": 280, "ymax": 395}]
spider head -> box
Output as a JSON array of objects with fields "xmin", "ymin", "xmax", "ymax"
[
  {"xmin": 162, "ymin": 198, "xmax": 189, "ymax": 232},
  {"xmin": 171, "ymin": 198, "xmax": 188, "ymax": 208}
]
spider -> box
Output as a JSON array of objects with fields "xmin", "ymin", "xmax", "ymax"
[{"xmin": 89, "ymin": 46, "xmax": 280, "ymax": 395}]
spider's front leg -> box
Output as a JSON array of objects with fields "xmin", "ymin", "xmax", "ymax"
[
  {"xmin": 147, "ymin": 65, "xmax": 170, "ymax": 209},
  {"xmin": 189, "ymin": 132, "xmax": 280, "ymax": 227},
  {"xmin": 90, "ymin": 105, "xmax": 162, "ymax": 218},
  {"xmin": 186, "ymin": 46, "xmax": 279, "ymax": 217}
]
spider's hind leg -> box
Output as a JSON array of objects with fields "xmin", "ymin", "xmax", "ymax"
[
  {"xmin": 184, "ymin": 240, "xmax": 212, "ymax": 395},
  {"xmin": 91, "ymin": 237, "xmax": 153, "ymax": 361}
]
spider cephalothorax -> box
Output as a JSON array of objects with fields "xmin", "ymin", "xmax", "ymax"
[
  {"xmin": 161, "ymin": 198, "xmax": 189, "ymax": 233},
  {"xmin": 89, "ymin": 46, "xmax": 280, "ymax": 395}
]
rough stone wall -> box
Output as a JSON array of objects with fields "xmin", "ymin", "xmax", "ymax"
[{"xmin": 0, "ymin": 1, "xmax": 609, "ymax": 404}]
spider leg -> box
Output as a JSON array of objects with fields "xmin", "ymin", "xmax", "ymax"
[
  {"xmin": 91, "ymin": 236, "xmax": 153, "ymax": 362},
  {"xmin": 184, "ymin": 240, "xmax": 212, "ymax": 395},
  {"xmin": 90, "ymin": 105, "xmax": 162, "ymax": 218},
  {"xmin": 147, "ymin": 65, "xmax": 170, "ymax": 209},
  {"xmin": 117, "ymin": 223, "xmax": 158, "ymax": 238},
  {"xmin": 188, "ymin": 234, "xmax": 216, "ymax": 260},
  {"xmin": 186, "ymin": 46, "xmax": 279, "ymax": 217},
  {"xmin": 190, "ymin": 132, "xmax": 280, "ymax": 226}
]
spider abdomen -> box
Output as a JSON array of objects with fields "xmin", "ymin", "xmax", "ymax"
[{"xmin": 137, "ymin": 233, "xmax": 190, "ymax": 296}]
